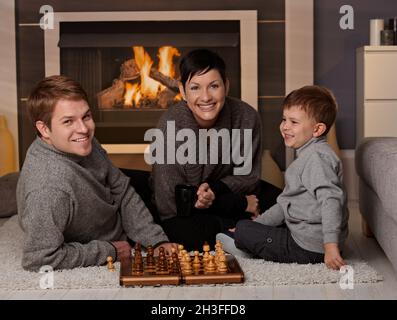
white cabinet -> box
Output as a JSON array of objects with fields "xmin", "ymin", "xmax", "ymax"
[{"xmin": 356, "ymin": 46, "xmax": 397, "ymax": 145}]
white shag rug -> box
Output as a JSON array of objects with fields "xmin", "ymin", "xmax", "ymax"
[{"xmin": 0, "ymin": 215, "xmax": 382, "ymax": 290}]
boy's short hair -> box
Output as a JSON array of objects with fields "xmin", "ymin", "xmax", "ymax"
[
  {"xmin": 283, "ymin": 85, "xmax": 337, "ymax": 136},
  {"xmin": 27, "ymin": 75, "xmax": 89, "ymax": 137},
  {"xmin": 179, "ymin": 49, "xmax": 227, "ymax": 88}
]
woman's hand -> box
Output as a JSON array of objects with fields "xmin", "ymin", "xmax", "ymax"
[
  {"xmin": 195, "ymin": 183, "xmax": 215, "ymax": 209},
  {"xmin": 245, "ymin": 195, "xmax": 260, "ymax": 219}
]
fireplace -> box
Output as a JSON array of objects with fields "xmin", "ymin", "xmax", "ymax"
[{"xmin": 45, "ymin": 11, "xmax": 258, "ymax": 153}]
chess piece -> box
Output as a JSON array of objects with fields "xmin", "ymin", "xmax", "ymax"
[
  {"xmin": 170, "ymin": 256, "xmax": 180, "ymax": 274},
  {"xmin": 134, "ymin": 243, "xmax": 142, "ymax": 256},
  {"xmin": 182, "ymin": 254, "xmax": 193, "ymax": 275},
  {"xmin": 193, "ymin": 251, "xmax": 201, "ymax": 268},
  {"xmin": 178, "ymin": 244, "xmax": 184, "ymax": 260},
  {"xmin": 171, "ymin": 248, "xmax": 179, "ymax": 265},
  {"xmin": 132, "ymin": 251, "xmax": 144, "ymax": 275},
  {"xmin": 216, "ymin": 254, "xmax": 228, "ymax": 274},
  {"xmin": 107, "ymin": 256, "xmax": 115, "ymax": 272},
  {"xmin": 169, "ymin": 248, "xmax": 180, "ymax": 274},
  {"xmin": 179, "ymin": 248, "xmax": 187, "ymax": 261},
  {"xmin": 215, "ymin": 240, "xmax": 223, "ymax": 251},
  {"xmin": 156, "ymin": 247, "xmax": 169, "ymax": 275},
  {"xmin": 215, "ymin": 243, "xmax": 225, "ymax": 264},
  {"xmin": 146, "ymin": 245, "xmax": 156, "ymax": 272},
  {"xmin": 179, "ymin": 252, "xmax": 187, "ymax": 269},
  {"xmin": 202, "ymin": 243, "xmax": 210, "ymax": 266},
  {"xmin": 204, "ymin": 255, "xmax": 217, "ymax": 274}
]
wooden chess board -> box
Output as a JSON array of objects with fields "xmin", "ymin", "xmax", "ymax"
[{"xmin": 119, "ymin": 254, "xmax": 244, "ymax": 287}]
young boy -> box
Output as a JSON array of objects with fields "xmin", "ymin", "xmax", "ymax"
[
  {"xmin": 218, "ymin": 85, "xmax": 349, "ymax": 270},
  {"xmin": 17, "ymin": 75, "xmax": 176, "ymax": 271}
]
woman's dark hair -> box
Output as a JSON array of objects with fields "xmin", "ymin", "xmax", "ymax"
[{"xmin": 179, "ymin": 49, "xmax": 227, "ymax": 88}]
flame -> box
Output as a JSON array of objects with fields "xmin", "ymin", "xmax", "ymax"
[
  {"xmin": 133, "ymin": 46, "xmax": 160, "ymax": 99},
  {"xmin": 123, "ymin": 46, "xmax": 181, "ymax": 108},
  {"xmin": 124, "ymin": 82, "xmax": 141, "ymax": 107},
  {"xmin": 158, "ymin": 46, "xmax": 180, "ymax": 79}
]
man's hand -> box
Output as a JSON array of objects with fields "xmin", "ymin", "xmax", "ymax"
[
  {"xmin": 324, "ymin": 242, "xmax": 346, "ymax": 270},
  {"xmin": 195, "ymin": 183, "xmax": 215, "ymax": 209},
  {"xmin": 153, "ymin": 242, "xmax": 179, "ymax": 256},
  {"xmin": 245, "ymin": 195, "xmax": 260, "ymax": 219},
  {"xmin": 111, "ymin": 241, "xmax": 132, "ymax": 261}
]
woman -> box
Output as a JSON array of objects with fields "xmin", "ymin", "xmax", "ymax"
[{"xmin": 150, "ymin": 49, "xmax": 281, "ymax": 250}]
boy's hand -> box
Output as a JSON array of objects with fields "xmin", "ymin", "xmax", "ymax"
[
  {"xmin": 245, "ymin": 195, "xmax": 260, "ymax": 219},
  {"xmin": 324, "ymin": 242, "xmax": 346, "ymax": 270}
]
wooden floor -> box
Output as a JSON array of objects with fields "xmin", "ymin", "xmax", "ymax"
[{"xmin": 1, "ymin": 201, "xmax": 397, "ymax": 300}]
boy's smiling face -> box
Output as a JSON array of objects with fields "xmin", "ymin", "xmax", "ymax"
[{"xmin": 280, "ymin": 105, "xmax": 325, "ymax": 149}]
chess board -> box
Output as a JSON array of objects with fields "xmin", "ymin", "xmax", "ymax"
[{"xmin": 119, "ymin": 254, "xmax": 244, "ymax": 287}]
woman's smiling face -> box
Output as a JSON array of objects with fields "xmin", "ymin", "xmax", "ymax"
[{"xmin": 179, "ymin": 69, "xmax": 229, "ymax": 129}]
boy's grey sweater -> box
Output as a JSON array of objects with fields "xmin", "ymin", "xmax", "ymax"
[
  {"xmin": 255, "ymin": 137, "xmax": 349, "ymax": 254},
  {"xmin": 17, "ymin": 137, "xmax": 168, "ymax": 271}
]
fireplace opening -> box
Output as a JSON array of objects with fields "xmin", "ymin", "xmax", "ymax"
[{"xmin": 59, "ymin": 21, "xmax": 241, "ymax": 144}]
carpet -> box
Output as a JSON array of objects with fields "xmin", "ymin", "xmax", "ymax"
[{"xmin": 0, "ymin": 216, "xmax": 382, "ymax": 290}]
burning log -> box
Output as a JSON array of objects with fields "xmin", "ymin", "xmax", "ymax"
[
  {"xmin": 97, "ymin": 47, "xmax": 180, "ymax": 109},
  {"xmin": 158, "ymin": 88, "xmax": 177, "ymax": 109},
  {"xmin": 120, "ymin": 59, "xmax": 140, "ymax": 81},
  {"xmin": 150, "ymin": 69, "xmax": 180, "ymax": 93},
  {"xmin": 97, "ymin": 79, "xmax": 125, "ymax": 109}
]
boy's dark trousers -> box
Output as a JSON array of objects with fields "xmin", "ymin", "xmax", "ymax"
[{"xmin": 234, "ymin": 220, "xmax": 324, "ymax": 264}]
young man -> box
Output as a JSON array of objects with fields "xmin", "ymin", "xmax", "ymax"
[
  {"xmin": 218, "ymin": 85, "xmax": 349, "ymax": 270},
  {"xmin": 17, "ymin": 75, "xmax": 176, "ymax": 271}
]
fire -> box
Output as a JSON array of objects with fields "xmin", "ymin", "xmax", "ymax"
[
  {"xmin": 124, "ymin": 83, "xmax": 141, "ymax": 107},
  {"xmin": 124, "ymin": 46, "xmax": 181, "ymax": 107},
  {"xmin": 158, "ymin": 46, "xmax": 180, "ymax": 79}
]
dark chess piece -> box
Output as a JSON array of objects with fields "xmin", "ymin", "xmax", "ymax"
[
  {"xmin": 146, "ymin": 245, "xmax": 156, "ymax": 272},
  {"xmin": 156, "ymin": 247, "xmax": 169, "ymax": 275},
  {"xmin": 132, "ymin": 243, "xmax": 144, "ymax": 275},
  {"xmin": 170, "ymin": 248, "xmax": 180, "ymax": 274},
  {"xmin": 134, "ymin": 243, "xmax": 142, "ymax": 255}
]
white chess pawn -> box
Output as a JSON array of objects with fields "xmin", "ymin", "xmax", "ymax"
[{"xmin": 107, "ymin": 256, "xmax": 115, "ymax": 272}]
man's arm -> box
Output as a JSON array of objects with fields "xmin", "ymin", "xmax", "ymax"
[
  {"xmin": 19, "ymin": 189, "xmax": 116, "ymax": 271},
  {"xmin": 118, "ymin": 184, "xmax": 170, "ymax": 248},
  {"xmin": 101, "ymin": 150, "xmax": 171, "ymax": 247}
]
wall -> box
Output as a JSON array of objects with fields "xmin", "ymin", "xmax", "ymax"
[
  {"xmin": 315, "ymin": 0, "xmax": 397, "ymax": 149},
  {"xmin": 0, "ymin": 0, "xmax": 18, "ymax": 169}
]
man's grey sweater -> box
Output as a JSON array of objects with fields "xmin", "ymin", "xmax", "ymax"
[
  {"xmin": 255, "ymin": 137, "xmax": 349, "ymax": 253},
  {"xmin": 151, "ymin": 96, "xmax": 262, "ymax": 219},
  {"xmin": 17, "ymin": 137, "xmax": 168, "ymax": 271}
]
